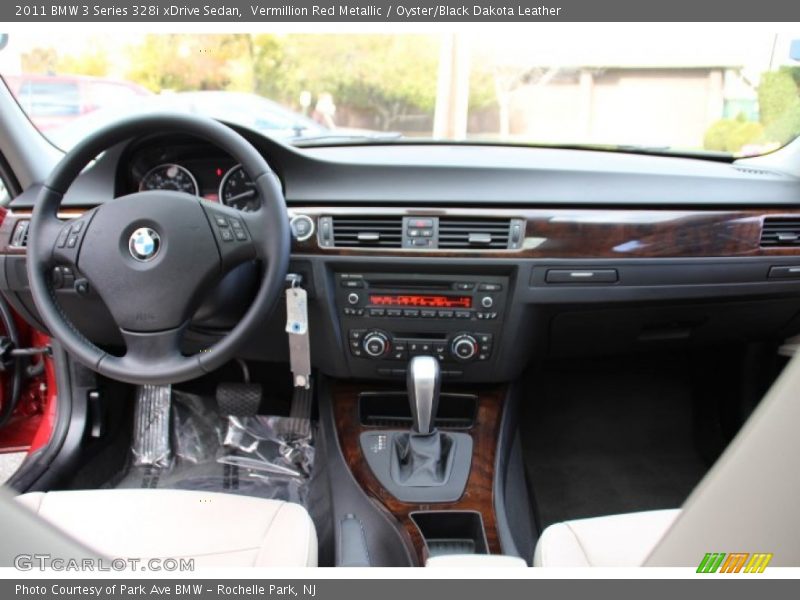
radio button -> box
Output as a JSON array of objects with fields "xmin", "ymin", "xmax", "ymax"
[
  {"xmin": 480, "ymin": 296, "xmax": 494, "ymax": 308},
  {"xmin": 420, "ymin": 309, "xmax": 437, "ymax": 318},
  {"xmin": 369, "ymin": 308, "xmax": 385, "ymax": 317},
  {"xmin": 347, "ymin": 292, "xmax": 360, "ymax": 305},
  {"xmin": 454, "ymin": 282, "xmax": 475, "ymax": 291},
  {"xmin": 386, "ymin": 309, "xmax": 403, "ymax": 317},
  {"xmin": 437, "ymin": 310, "xmax": 454, "ymax": 318},
  {"xmin": 478, "ymin": 283, "xmax": 503, "ymax": 291},
  {"xmin": 341, "ymin": 279, "xmax": 365, "ymax": 288},
  {"xmin": 455, "ymin": 310, "xmax": 472, "ymax": 319},
  {"xmin": 403, "ymin": 309, "xmax": 420, "ymax": 318}
]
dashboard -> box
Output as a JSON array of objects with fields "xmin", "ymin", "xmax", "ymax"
[{"xmin": 3, "ymin": 125, "xmax": 800, "ymax": 383}]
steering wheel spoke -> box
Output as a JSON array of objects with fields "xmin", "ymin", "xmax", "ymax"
[
  {"xmin": 50, "ymin": 211, "xmax": 97, "ymax": 269},
  {"xmin": 202, "ymin": 202, "xmax": 260, "ymax": 270},
  {"xmin": 120, "ymin": 326, "xmax": 185, "ymax": 366}
]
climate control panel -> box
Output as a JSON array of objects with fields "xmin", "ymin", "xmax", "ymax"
[{"xmin": 349, "ymin": 329, "xmax": 493, "ymax": 363}]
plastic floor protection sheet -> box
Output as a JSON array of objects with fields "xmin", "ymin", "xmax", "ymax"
[{"xmin": 116, "ymin": 390, "xmax": 315, "ymax": 506}]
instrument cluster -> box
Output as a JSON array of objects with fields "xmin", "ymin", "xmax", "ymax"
[{"xmin": 135, "ymin": 159, "xmax": 260, "ymax": 212}]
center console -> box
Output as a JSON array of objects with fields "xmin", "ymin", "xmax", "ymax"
[{"xmin": 335, "ymin": 272, "xmax": 509, "ymax": 380}]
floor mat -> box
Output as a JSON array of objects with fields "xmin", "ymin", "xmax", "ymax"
[
  {"xmin": 522, "ymin": 353, "xmax": 709, "ymax": 530},
  {"xmin": 115, "ymin": 390, "xmax": 314, "ymax": 506}
]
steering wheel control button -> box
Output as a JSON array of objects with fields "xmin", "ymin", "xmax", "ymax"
[
  {"xmin": 289, "ymin": 215, "xmax": 315, "ymax": 242},
  {"xmin": 128, "ymin": 227, "xmax": 161, "ymax": 262},
  {"xmin": 220, "ymin": 228, "xmax": 234, "ymax": 242},
  {"xmin": 74, "ymin": 279, "xmax": 90, "ymax": 296},
  {"xmin": 66, "ymin": 235, "xmax": 79, "ymax": 248},
  {"xmin": 215, "ymin": 216, "xmax": 229, "ymax": 227}
]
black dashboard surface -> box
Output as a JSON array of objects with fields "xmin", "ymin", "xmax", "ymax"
[{"xmin": 8, "ymin": 125, "xmax": 800, "ymax": 210}]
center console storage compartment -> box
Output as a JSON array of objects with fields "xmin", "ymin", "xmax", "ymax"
[{"xmin": 410, "ymin": 511, "xmax": 489, "ymax": 557}]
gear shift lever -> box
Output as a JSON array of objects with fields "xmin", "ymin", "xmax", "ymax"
[
  {"xmin": 360, "ymin": 354, "xmax": 473, "ymax": 500},
  {"xmin": 407, "ymin": 356, "xmax": 441, "ymax": 434}
]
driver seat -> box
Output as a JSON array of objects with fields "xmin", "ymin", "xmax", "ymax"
[{"xmin": 16, "ymin": 489, "xmax": 317, "ymax": 567}]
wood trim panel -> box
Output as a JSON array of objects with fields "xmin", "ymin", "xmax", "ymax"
[
  {"xmin": 331, "ymin": 380, "xmax": 506, "ymax": 565},
  {"xmin": 288, "ymin": 207, "xmax": 800, "ymax": 259},
  {"xmin": 5, "ymin": 206, "xmax": 800, "ymax": 259}
]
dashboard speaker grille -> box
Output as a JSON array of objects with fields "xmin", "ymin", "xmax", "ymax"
[
  {"xmin": 438, "ymin": 218, "xmax": 512, "ymax": 249},
  {"xmin": 332, "ymin": 216, "xmax": 403, "ymax": 248},
  {"xmin": 761, "ymin": 217, "xmax": 800, "ymax": 247}
]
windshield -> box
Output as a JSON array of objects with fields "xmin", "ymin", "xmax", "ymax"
[{"xmin": 1, "ymin": 31, "xmax": 799, "ymax": 156}]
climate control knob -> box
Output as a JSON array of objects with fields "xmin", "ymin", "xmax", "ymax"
[
  {"xmin": 451, "ymin": 334, "xmax": 478, "ymax": 361},
  {"xmin": 363, "ymin": 331, "xmax": 391, "ymax": 358}
]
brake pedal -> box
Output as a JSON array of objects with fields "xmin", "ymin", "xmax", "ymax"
[
  {"xmin": 131, "ymin": 384, "xmax": 172, "ymax": 468},
  {"xmin": 216, "ymin": 382, "xmax": 262, "ymax": 416}
]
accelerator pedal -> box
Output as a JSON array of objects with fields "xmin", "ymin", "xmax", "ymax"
[{"xmin": 284, "ymin": 381, "xmax": 313, "ymax": 438}]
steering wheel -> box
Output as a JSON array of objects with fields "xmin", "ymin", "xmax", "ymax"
[{"xmin": 26, "ymin": 114, "xmax": 290, "ymax": 385}]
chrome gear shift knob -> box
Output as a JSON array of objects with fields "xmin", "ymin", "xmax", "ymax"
[{"xmin": 407, "ymin": 355, "xmax": 441, "ymax": 434}]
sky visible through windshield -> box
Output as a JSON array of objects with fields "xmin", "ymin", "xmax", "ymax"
[{"xmin": 0, "ymin": 30, "xmax": 798, "ymax": 156}]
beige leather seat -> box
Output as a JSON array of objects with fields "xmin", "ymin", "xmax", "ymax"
[
  {"xmin": 17, "ymin": 489, "xmax": 317, "ymax": 567},
  {"xmin": 533, "ymin": 509, "xmax": 679, "ymax": 567}
]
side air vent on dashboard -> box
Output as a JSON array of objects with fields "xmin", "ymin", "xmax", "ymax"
[
  {"xmin": 331, "ymin": 216, "xmax": 404, "ymax": 248},
  {"xmin": 438, "ymin": 218, "xmax": 513, "ymax": 249},
  {"xmin": 10, "ymin": 219, "xmax": 30, "ymax": 248},
  {"xmin": 760, "ymin": 217, "xmax": 800, "ymax": 247}
]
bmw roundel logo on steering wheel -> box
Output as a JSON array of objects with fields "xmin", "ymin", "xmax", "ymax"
[{"xmin": 128, "ymin": 227, "xmax": 161, "ymax": 262}]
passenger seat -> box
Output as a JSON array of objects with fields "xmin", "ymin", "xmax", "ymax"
[{"xmin": 533, "ymin": 509, "xmax": 680, "ymax": 567}]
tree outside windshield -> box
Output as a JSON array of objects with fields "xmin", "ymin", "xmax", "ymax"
[{"xmin": 0, "ymin": 31, "xmax": 798, "ymax": 156}]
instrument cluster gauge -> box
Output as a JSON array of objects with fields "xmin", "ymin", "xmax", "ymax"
[
  {"xmin": 219, "ymin": 164, "xmax": 260, "ymax": 211},
  {"xmin": 138, "ymin": 163, "xmax": 199, "ymax": 196}
]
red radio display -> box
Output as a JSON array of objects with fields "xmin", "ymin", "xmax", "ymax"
[{"xmin": 369, "ymin": 294, "xmax": 472, "ymax": 308}]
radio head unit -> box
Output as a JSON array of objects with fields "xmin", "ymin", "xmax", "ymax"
[{"xmin": 334, "ymin": 272, "xmax": 509, "ymax": 377}]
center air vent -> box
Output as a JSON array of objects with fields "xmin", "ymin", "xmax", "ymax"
[
  {"xmin": 438, "ymin": 218, "xmax": 513, "ymax": 249},
  {"xmin": 332, "ymin": 216, "xmax": 403, "ymax": 248},
  {"xmin": 761, "ymin": 217, "xmax": 800, "ymax": 247}
]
